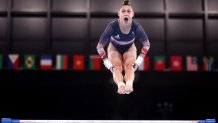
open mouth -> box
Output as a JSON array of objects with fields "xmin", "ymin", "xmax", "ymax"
[{"xmin": 124, "ymin": 17, "xmax": 128, "ymax": 23}]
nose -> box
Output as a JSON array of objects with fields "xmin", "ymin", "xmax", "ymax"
[
  {"xmin": 124, "ymin": 15, "xmax": 129, "ymax": 18},
  {"xmin": 124, "ymin": 12, "xmax": 129, "ymax": 16}
]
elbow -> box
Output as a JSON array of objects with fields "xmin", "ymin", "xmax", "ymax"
[
  {"xmin": 96, "ymin": 43, "xmax": 101, "ymax": 50},
  {"xmin": 96, "ymin": 43, "xmax": 104, "ymax": 52},
  {"xmin": 147, "ymin": 40, "xmax": 151, "ymax": 50},
  {"xmin": 143, "ymin": 39, "xmax": 150, "ymax": 50}
]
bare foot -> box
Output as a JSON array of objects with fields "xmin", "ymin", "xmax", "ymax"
[
  {"xmin": 125, "ymin": 84, "xmax": 133, "ymax": 94},
  {"xmin": 117, "ymin": 82, "xmax": 126, "ymax": 94},
  {"xmin": 117, "ymin": 85, "xmax": 126, "ymax": 94}
]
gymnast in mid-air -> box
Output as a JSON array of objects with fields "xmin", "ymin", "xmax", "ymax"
[{"xmin": 96, "ymin": 0, "xmax": 150, "ymax": 94}]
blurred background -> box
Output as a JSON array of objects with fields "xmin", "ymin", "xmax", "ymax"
[{"xmin": 0, "ymin": 0, "xmax": 218, "ymax": 121}]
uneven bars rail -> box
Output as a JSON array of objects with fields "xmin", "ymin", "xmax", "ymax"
[{"xmin": 1, "ymin": 118, "xmax": 216, "ymax": 123}]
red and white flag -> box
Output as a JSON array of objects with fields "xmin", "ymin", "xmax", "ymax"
[{"xmin": 186, "ymin": 56, "xmax": 198, "ymax": 71}]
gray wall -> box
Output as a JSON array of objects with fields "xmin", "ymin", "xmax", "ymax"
[{"xmin": 0, "ymin": 0, "xmax": 218, "ymax": 56}]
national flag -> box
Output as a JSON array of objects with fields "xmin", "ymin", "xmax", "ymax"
[
  {"xmin": 203, "ymin": 56, "xmax": 214, "ymax": 71},
  {"xmin": 0, "ymin": 55, "xmax": 2, "ymax": 69},
  {"xmin": 73, "ymin": 55, "xmax": 84, "ymax": 70},
  {"xmin": 7, "ymin": 54, "xmax": 20, "ymax": 70},
  {"xmin": 186, "ymin": 56, "xmax": 198, "ymax": 71},
  {"xmin": 24, "ymin": 55, "xmax": 36, "ymax": 70},
  {"xmin": 138, "ymin": 56, "xmax": 150, "ymax": 71},
  {"xmin": 56, "ymin": 54, "xmax": 68, "ymax": 70},
  {"xmin": 154, "ymin": 56, "xmax": 165, "ymax": 71},
  {"xmin": 40, "ymin": 55, "xmax": 52, "ymax": 70},
  {"xmin": 89, "ymin": 55, "xmax": 101, "ymax": 70},
  {"xmin": 170, "ymin": 56, "xmax": 182, "ymax": 71}
]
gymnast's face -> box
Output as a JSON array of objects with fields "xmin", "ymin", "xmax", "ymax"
[{"xmin": 118, "ymin": 5, "xmax": 134, "ymax": 25}]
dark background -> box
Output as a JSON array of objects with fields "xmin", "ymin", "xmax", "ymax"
[{"xmin": 0, "ymin": 0, "xmax": 218, "ymax": 120}]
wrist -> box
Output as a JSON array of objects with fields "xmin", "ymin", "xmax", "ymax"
[
  {"xmin": 103, "ymin": 58, "xmax": 108, "ymax": 61},
  {"xmin": 97, "ymin": 48, "xmax": 107, "ymax": 59},
  {"xmin": 140, "ymin": 47, "xmax": 148, "ymax": 56},
  {"xmin": 139, "ymin": 53, "xmax": 145, "ymax": 58}
]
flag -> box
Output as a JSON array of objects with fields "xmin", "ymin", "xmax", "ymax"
[
  {"xmin": 186, "ymin": 56, "xmax": 198, "ymax": 71},
  {"xmin": 138, "ymin": 56, "xmax": 150, "ymax": 71},
  {"xmin": 24, "ymin": 55, "xmax": 36, "ymax": 70},
  {"xmin": 89, "ymin": 55, "xmax": 101, "ymax": 70},
  {"xmin": 40, "ymin": 55, "xmax": 52, "ymax": 70},
  {"xmin": 203, "ymin": 56, "xmax": 214, "ymax": 71},
  {"xmin": 73, "ymin": 55, "xmax": 84, "ymax": 70},
  {"xmin": 0, "ymin": 55, "xmax": 2, "ymax": 69},
  {"xmin": 154, "ymin": 56, "xmax": 165, "ymax": 71},
  {"xmin": 7, "ymin": 54, "xmax": 20, "ymax": 70},
  {"xmin": 170, "ymin": 56, "xmax": 182, "ymax": 71},
  {"xmin": 56, "ymin": 54, "xmax": 68, "ymax": 70}
]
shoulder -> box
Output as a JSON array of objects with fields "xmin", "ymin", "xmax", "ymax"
[
  {"xmin": 108, "ymin": 20, "xmax": 118, "ymax": 28},
  {"xmin": 131, "ymin": 20, "xmax": 141, "ymax": 32},
  {"xmin": 132, "ymin": 20, "xmax": 141, "ymax": 28}
]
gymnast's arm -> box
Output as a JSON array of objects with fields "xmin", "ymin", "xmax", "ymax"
[
  {"xmin": 96, "ymin": 22, "xmax": 114, "ymax": 69},
  {"xmin": 134, "ymin": 23, "xmax": 150, "ymax": 68}
]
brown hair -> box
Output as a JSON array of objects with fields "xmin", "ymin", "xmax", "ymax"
[{"xmin": 123, "ymin": 0, "xmax": 130, "ymax": 6}]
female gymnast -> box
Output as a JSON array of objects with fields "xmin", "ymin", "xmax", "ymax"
[{"xmin": 96, "ymin": 0, "xmax": 150, "ymax": 94}]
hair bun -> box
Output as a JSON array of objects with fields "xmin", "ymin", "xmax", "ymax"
[{"xmin": 123, "ymin": 0, "xmax": 130, "ymax": 5}]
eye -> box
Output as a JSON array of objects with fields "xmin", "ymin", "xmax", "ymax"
[{"xmin": 127, "ymin": 10, "xmax": 131, "ymax": 13}]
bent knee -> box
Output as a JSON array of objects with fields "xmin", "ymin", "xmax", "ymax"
[
  {"xmin": 124, "ymin": 62, "xmax": 134, "ymax": 70},
  {"xmin": 113, "ymin": 64, "xmax": 123, "ymax": 72}
]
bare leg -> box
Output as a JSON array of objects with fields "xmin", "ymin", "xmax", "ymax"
[
  {"xmin": 108, "ymin": 43, "xmax": 125, "ymax": 94},
  {"xmin": 123, "ymin": 44, "xmax": 137, "ymax": 94}
]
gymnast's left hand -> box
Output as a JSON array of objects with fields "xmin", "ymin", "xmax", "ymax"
[{"xmin": 134, "ymin": 56, "xmax": 144, "ymax": 71}]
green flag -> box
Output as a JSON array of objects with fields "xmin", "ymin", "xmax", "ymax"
[
  {"xmin": 24, "ymin": 55, "xmax": 36, "ymax": 70},
  {"xmin": 0, "ymin": 55, "xmax": 2, "ymax": 69}
]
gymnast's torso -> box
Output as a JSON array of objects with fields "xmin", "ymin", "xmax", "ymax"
[{"xmin": 98, "ymin": 19, "xmax": 148, "ymax": 54}]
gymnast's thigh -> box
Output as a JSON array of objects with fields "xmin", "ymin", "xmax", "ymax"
[
  {"xmin": 123, "ymin": 44, "xmax": 137, "ymax": 67},
  {"xmin": 107, "ymin": 43, "xmax": 123, "ymax": 67}
]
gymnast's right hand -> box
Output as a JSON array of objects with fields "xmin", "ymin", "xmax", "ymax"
[{"xmin": 103, "ymin": 58, "xmax": 113, "ymax": 70}]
